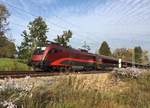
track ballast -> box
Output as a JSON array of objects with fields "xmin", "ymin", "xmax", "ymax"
[{"xmin": 0, "ymin": 70, "xmax": 110, "ymax": 79}]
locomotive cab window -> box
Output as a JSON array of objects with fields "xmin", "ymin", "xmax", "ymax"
[
  {"xmin": 48, "ymin": 48, "xmax": 62, "ymax": 54},
  {"xmin": 33, "ymin": 47, "xmax": 46, "ymax": 55}
]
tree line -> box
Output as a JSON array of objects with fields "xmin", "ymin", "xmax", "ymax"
[
  {"xmin": 98, "ymin": 41, "xmax": 149, "ymax": 64},
  {"xmin": 0, "ymin": 4, "xmax": 149, "ymax": 64}
]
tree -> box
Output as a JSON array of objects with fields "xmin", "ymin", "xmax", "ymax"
[
  {"xmin": 0, "ymin": 4, "xmax": 9, "ymax": 37},
  {"xmin": 18, "ymin": 16, "xmax": 48, "ymax": 59},
  {"xmin": 0, "ymin": 4, "xmax": 16, "ymax": 58},
  {"xmin": 99, "ymin": 41, "xmax": 111, "ymax": 56},
  {"xmin": 54, "ymin": 30, "xmax": 72, "ymax": 47},
  {"xmin": 29, "ymin": 16, "xmax": 48, "ymax": 47},
  {"xmin": 134, "ymin": 46, "xmax": 143, "ymax": 63},
  {"xmin": 113, "ymin": 48, "xmax": 132, "ymax": 61},
  {"xmin": 142, "ymin": 50, "xmax": 149, "ymax": 64},
  {"xmin": 18, "ymin": 31, "xmax": 32, "ymax": 59},
  {"xmin": 113, "ymin": 47, "xmax": 149, "ymax": 64},
  {"xmin": 0, "ymin": 36, "xmax": 16, "ymax": 58}
]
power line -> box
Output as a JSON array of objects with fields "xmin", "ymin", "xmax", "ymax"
[
  {"xmin": 3, "ymin": 1, "xmax": 101, "ymax": 50},
  {"xmin": 5, "ymin": 1, "xmax": 100, "ymax": 44},
  {"xmin": 10, "ymin": 21, "xmax": 100, "ymax": 51},
  {"xmin": 5, "ymin": 2, "xmax": 37, "ymax": 17},
  {"xmin": 10, "ymin": 21, "xmax": 86, "ymax": 43},
  {"xmin": 23, "ymin": 1, "xmax": 80, "ymax": 28},
  {"xmin": 5, "ymin": 2, "xmax": 68, "ymax": 29},
  {"xmin": 11, "ymin": 22, "xmax": 26, "ymax": 28},
  {"xmin": 5, "ymin": 2, "xmax": 77, "ymax": 30}
]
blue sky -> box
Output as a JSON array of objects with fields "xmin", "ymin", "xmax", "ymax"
[{"xmin": 1, "ymin": 0, "xmax": 150, "ymax": 54}]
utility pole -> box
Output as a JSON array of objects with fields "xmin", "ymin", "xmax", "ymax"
[
  {"xmin": 132, "ymin": 48, "xmax": 135, "ymax": 67},
  {"xmin": 82, "ymin": 41, "xmax": 90, "ymax": 51},
  {"xmin": 131, "ymin": 37, "xmax": 135, "ymax": 67}
]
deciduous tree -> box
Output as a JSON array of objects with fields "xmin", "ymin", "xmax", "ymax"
[
  {"xmin": 18, "ymin": 16, "xmax": 48, "ymax": 59},
  {"xmin": 113, "ymin": 48, "xmax": 132, "ymax": 61},
  {"xmin": 0, "ymin": 4, "xmax": 9, "ymax": 36},
  {"xmin": 142, "ymin": 50, "xmax": 149, "ymax": 64},
  {"xmin": 0, "ymin": 4, "xmax": 16, "ymax": 58},
  {"xmin": 54, "ymin": 30, "xmax": 72, "ymax": 47}
]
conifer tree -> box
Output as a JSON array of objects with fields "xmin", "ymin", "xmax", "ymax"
[
  {"xmin": 99, "ymin": 41, "xmax": 112, "ymax": 56},
  {"xmin": 134, "ymin": 46, "xmax": 143, "ymax": 63}
]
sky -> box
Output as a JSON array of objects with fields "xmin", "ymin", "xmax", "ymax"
[{"xmin": 0, "ymin": 0, "xmax": 150, "ymax": 54}]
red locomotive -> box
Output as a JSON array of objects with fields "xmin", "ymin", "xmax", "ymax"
[
  {"xmin": 29, "ymin": 42, "xmax": 149, "ymax": 71},
  {"xmin": 30, "ymin": 42, "xmax": 97, "ymax": 71}
]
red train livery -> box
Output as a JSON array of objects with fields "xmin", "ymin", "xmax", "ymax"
[{"xmin": 29, "ymin": 42, "xmax": 149, "ymax": 71}]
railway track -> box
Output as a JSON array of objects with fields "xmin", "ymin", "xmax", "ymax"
[
  {"xmin": 0, "ymin": 70, "xmax": 111, "ymax": 79},
  {"xmin": 0, "ymin": 71, "xmax": 66, "ymax": 79}
]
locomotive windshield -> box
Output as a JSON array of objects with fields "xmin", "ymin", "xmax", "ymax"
[{"xmin": 33, "ymin": 47, "xmax": 46, "ymax": 55}]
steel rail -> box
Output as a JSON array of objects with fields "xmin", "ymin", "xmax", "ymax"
[{"xmin": 0, "ymin": 70, "xmax": 111, "ymax": 79}]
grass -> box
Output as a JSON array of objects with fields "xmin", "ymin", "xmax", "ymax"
[
  {"xmin": 0, "ymin": 70, "xmax": 150, "ymax": 108},
  {"xmin": 0, "ymin": 58, "xmax": 31, "ymax": 71}
]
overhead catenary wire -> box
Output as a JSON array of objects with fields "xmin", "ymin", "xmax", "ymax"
[
  {"xmin": 4, "ymin": 1, "xmax": 100, "ymax": 44},
  {"xmin": 3, "ymin": 0, "xmax": 150, "ymax": 55},
  {"xmin": 10, "ymin": 22, "xmax": 84, "ymax": 48},
  {"xmin": 10, "ymin": 21, "xmax": 150, "ymax": 56}
]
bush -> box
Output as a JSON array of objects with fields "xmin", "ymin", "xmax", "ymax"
[{"xmin": 112, "ymin": 67, "xmax": 143, "ymax": 79}]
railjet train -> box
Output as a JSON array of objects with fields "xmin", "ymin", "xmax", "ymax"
[{"xmin": 29, "ymin": 42, "xmax": 150, "ymax": 71}]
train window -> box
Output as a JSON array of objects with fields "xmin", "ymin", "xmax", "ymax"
[
  {"xmin": 33, "ymin": 47, "xmax": 46, "ymax": 55},
  {"xmin": 48, "ymin": 48, "xmax": 61, "ymax": 54}
]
